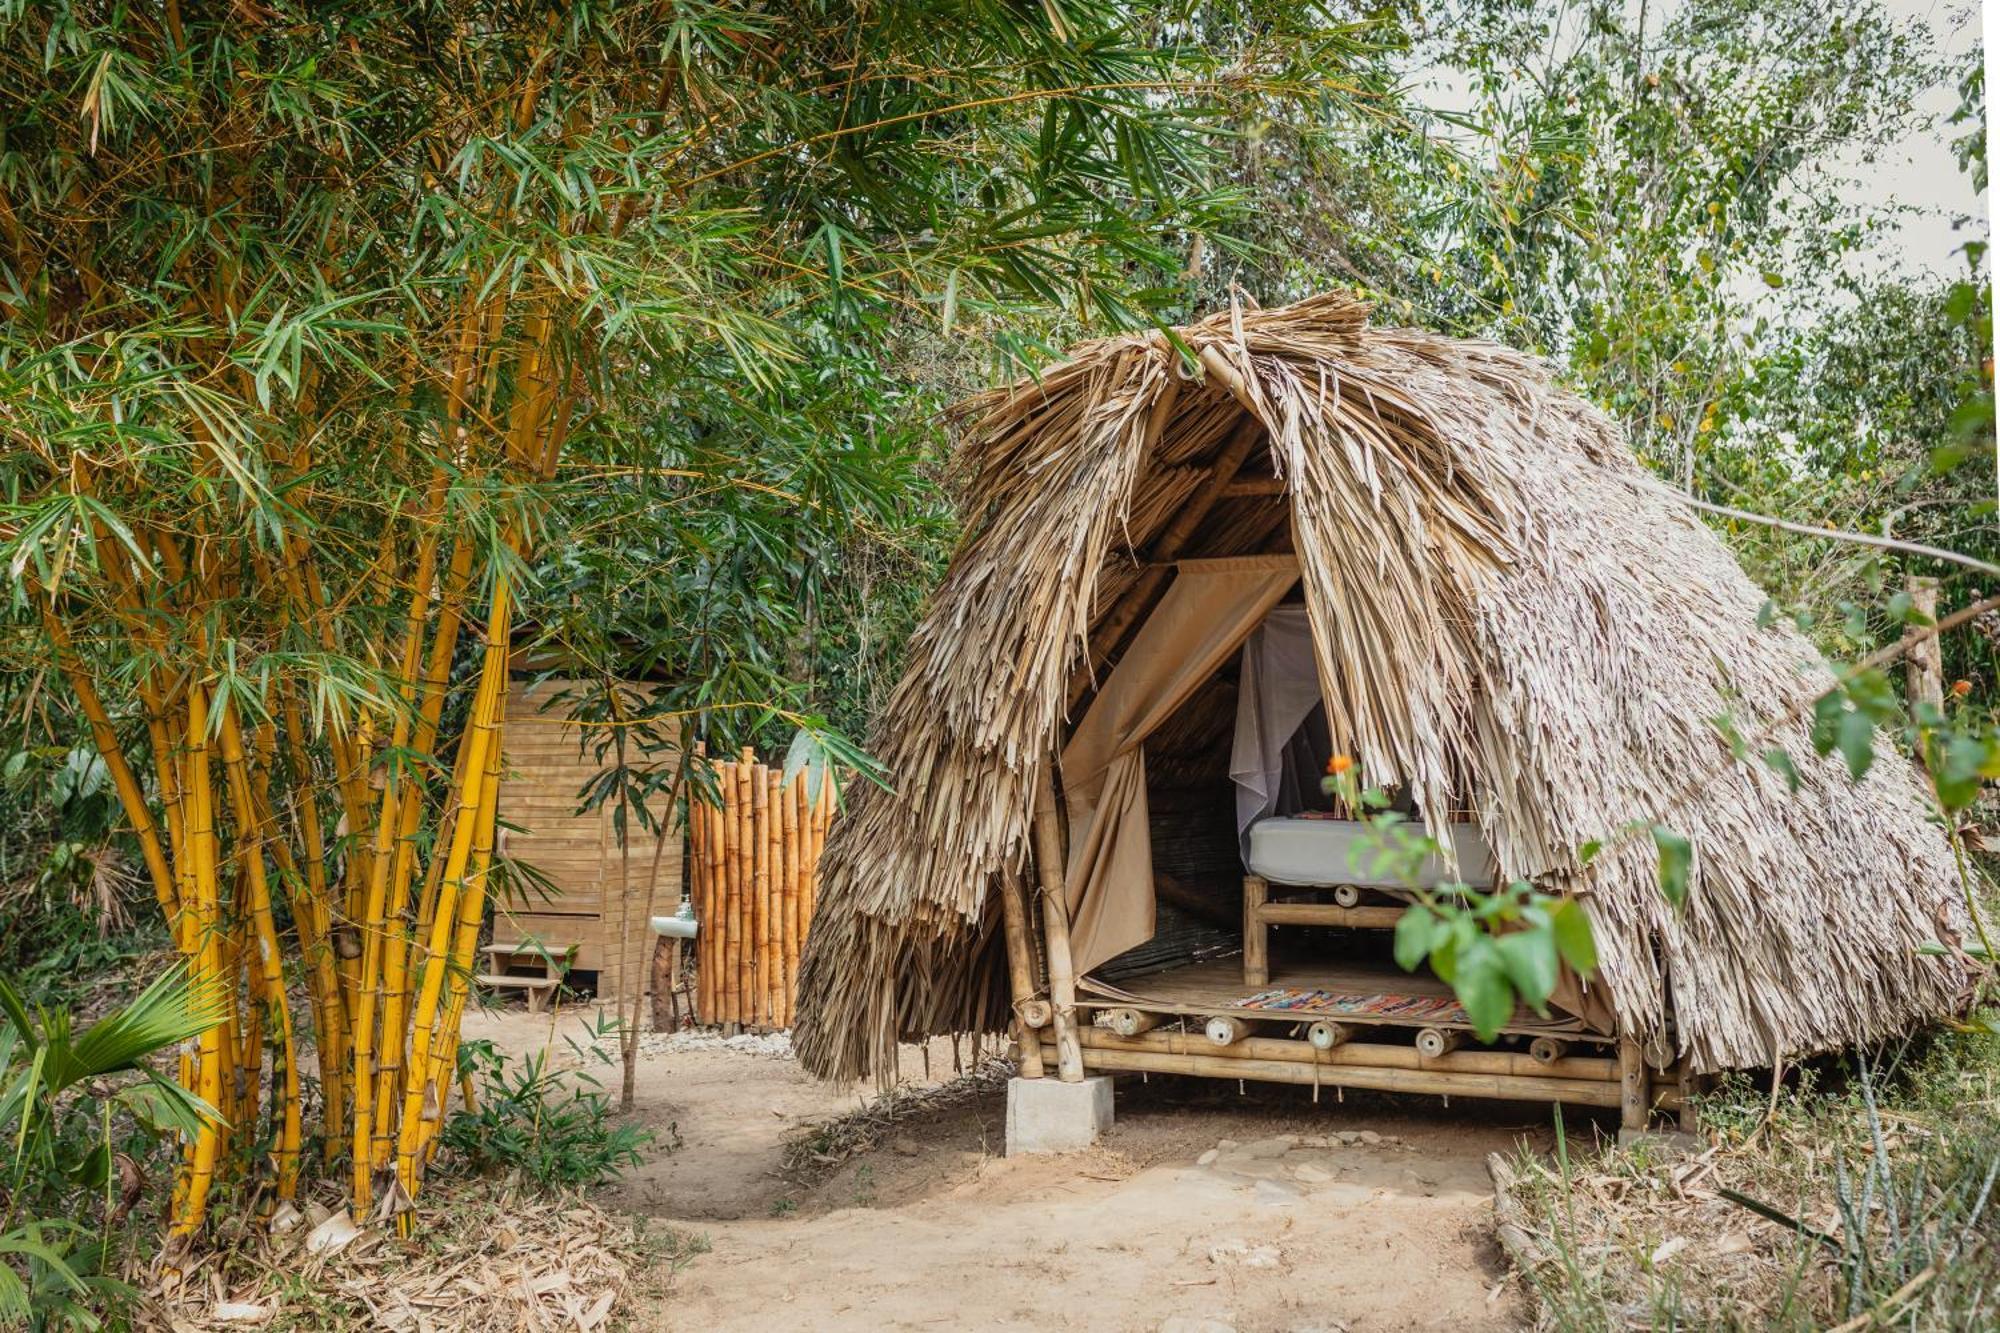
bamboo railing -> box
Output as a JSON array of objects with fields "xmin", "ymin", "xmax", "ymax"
[{"xmin": 687, "ymin": 746, "xmax": 837, "ymax": 1030}]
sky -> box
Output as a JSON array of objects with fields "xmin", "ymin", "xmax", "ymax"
[
  {"xmin": 1409, "ymin": 0, "xmax": 1988, "ymax": 285},
  {"xmin": 1862, "ymin": 0, "xmax": 1985, "ymax": 280}
]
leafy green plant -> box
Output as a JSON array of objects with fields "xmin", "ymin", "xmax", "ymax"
[
  {"xmin": 437, "ymin": 1022, "xmax": 651, "ymax": 1193},
  {"xmin": 0, "ymin": 964, "xmax": 223, "ymax": 1331},
  {"xmin": 0, "ymin": 745, "xmax": 158, "ymax": 1011},
  {"xmin": 1321, "ymin": 767, "xmax": 1597, "ymax": 1038}
]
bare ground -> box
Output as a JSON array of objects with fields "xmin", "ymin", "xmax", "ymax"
[{"xmin": 464, "ymin": 1003, "xmax": 1565, "ymax": 1333}]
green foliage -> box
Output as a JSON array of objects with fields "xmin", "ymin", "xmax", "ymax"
[
  {"xmin": 1326, "ymin": 770, "xmax": 1597, "ymax": 1040},
  {"xmin": 1394, "ymin": 884, "xmax": 1598, "ymax": 1039},
  {"xmin": 0, "ymin": 742, "xmax": 157, "ymax": 1009},
  {"xmin": 438, "ymin": 1025, "xmax": 651, "ymax": 1193},
  {"xmin": 0, "ymin": 965, "xmax": 223, "ymax": 1331}
]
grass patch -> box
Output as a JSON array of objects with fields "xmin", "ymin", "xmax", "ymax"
[{"xmin": 1500, "ymin": 1027, "xmax": 2000, "ymax": 1329}]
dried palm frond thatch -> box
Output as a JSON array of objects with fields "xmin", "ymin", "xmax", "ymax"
[{"xmin": 794, "ymin": 292, "xmax": 1970, "ymax": 1082}]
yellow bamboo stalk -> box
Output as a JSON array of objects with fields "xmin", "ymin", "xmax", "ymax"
[
  {"xmin": 41, "ymin": 612, "xmax": 179, "ymax": 934},
  {"xmin": 217, "ymin": 706, "xmax": 302, "ymax": 1200},
  {"xmin": 393, "ymin": 573, "xmax": 511, "ymax": 1205},
  {"xmin": 171, "ymin": 686, "xmax": 225, "ymax": 1236},
  {"xmin": 231, "ymin": 914, "xmax": 257, "ymax": 1149},
  {"xmin": 273, "ymin": 697, "xmax": 349, "ymax": 1158},
  {"xmin": 372, "ymin": 534, "xmax": 479, "ymax": 1141},
  {"xmin": 367, "ymin": 490, "xmax": 460, "ymax": 1171},
  {"xmin": 419, "ymin": 679, "xmax": 510, "ymax": 1167},
  {"xmin": 346, "ymin": 507, "xmax": 458, "ymax": 1200},
  {"xmin": 347, "ymin": 761, "xmax": 408, "ymax": 1206}
]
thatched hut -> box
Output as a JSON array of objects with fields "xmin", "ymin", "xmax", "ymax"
[{"xmin": 793, "ymin": 293, "xmax": 1972, "ymax": 1135}]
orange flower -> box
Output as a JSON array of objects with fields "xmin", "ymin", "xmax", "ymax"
[
  {"xmin": 1952, "ymin": 679, "xmax": 1973, "ymax": 698},
  {"xmin": 1326, "ymin": 753, "xmax": 1354, "ymax": 775}
]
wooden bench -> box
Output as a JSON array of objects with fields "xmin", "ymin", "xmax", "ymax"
[{"xmin": 477, "ymin": 940, "xmax": 579, "ymax": 1013}]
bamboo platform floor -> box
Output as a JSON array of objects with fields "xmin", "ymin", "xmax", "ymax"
[{"xmin": 1079, "ymin": 953, "xmax": 1607, "ymax": 1041}]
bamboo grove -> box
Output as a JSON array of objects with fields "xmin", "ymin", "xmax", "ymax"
[{"xmin": 0, "ymin": 3, "xmax": 1389, "ymax": 1232}]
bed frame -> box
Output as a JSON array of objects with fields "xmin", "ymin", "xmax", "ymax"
[{"xmin": 1241, "ymin": 874, "xmax": 1406, "ymax": 985}]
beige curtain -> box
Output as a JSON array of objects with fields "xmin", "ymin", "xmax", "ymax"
[{"xmin": 1061, "ymin": 555, "xmax": 1299, "ymax": 971}]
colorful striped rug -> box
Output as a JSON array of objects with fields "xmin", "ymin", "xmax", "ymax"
[{"xmin": 1235, "ymin": 987, "xmax": 1467, "ymax": 1024}]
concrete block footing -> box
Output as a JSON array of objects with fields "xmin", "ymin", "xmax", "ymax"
[{"xmin": 1005, "ymin": 1075, "xmax": 1113, "ymax": 1156}]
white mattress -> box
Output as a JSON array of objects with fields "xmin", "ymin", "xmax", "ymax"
[{"xmin": 1245, "ymin": 817, "xmax": 1497, "ymax": 889}]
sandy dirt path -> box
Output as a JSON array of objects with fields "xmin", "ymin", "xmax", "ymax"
[{"xmin": 465, "ymin": 1004, "xmax": 1554, "ymax": 1333}]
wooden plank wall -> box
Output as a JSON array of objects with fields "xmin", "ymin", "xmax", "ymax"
[{"xmin": 495, "ymin": 679, "xmax": 680, "ymax": 1004}]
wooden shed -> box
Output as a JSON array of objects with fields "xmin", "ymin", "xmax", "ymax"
[{"xmin": 493, "ymin": 677, "xmax": 680, "ymax": 1006}]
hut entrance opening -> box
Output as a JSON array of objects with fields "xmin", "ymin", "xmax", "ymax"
[{"xmin": 1059, "ymin": 554, "xmax": 1614, "ymax": 1055}]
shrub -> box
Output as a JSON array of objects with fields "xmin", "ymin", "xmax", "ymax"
[
  {"xmin": 0, "ymin": 964, "xmax": 222, "ymax": 1330},
  {"xmin": 437, "ymin": 1020, "xmax": 650, "ymax": 1192}
]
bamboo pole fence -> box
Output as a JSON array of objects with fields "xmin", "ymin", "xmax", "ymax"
[{"xmin": 686, "ymin": 746, "xmax": 837, "ymax": 1030}]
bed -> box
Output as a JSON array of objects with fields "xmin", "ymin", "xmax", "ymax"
[{"xmin": 1244, "ymin": 816, "xmax": 1496, "ymax": 890}]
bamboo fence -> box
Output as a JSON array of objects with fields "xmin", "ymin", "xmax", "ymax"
[{"xmin": 687, "ymin": 746, "xmax": 837, "ymax": 1030}]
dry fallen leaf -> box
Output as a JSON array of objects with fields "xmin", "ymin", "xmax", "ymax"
[
  {"xmin": 305, "ymin": 1210, "xmax": 363, "ymax": 1257},
  {"xmin": 210, "ymin": 1301, "xmax": 269, "ymax": 1325},
  {"xmin": 1650, "ymin": 1237, "xmax": 1690, "ymax": 1267}
]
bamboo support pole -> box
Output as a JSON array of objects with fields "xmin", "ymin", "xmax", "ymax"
[
  {"xmin": 1205, "ymin": 1015, "xmax": 1249, "ymax": 1046},
  {"xmin": 1306, "ymin": 1021, "xmax": 1351, "ymax": 1051},
  {"xmin": 1041, "ymin": 1039, "xmax": 1643, "ymax": 1109},
  {"xmin": 1105, "ymin": 1008, "xmax": 1163, "ymax": 1038},
  {"xmin": 1242, "ymin": 875, "xmax": 1268, "ymax": 985},
  {"xmin": 1030, "ymin": 768, "xmax": 1084, "ymax": 1083},
  {"xmin": 1416, "ymin": 1028, "xmax": 1463, "ymax": 1059},
  {"xmin": 1254, "ymin": 902, "xmax": 1405, "ymax": 929},
  {"xmin": 1070, "ymin": 1026, "xmax": 1636, "ymax": 1083},
  {"xmin": 1675, "ymin": 1056, "xmax": 1702, "ymax": 1134},
  {"xmin": 1618, "ymin": 1035, "xmax": 1650, "ymax": 1132},
  {"xmin": 999, "ymin": 870, "xmax": 1047, "ymax": 1077},
  {"xmin": 1528, "ymin": 1037, "xmax": 1570, "ymax": 1066}
]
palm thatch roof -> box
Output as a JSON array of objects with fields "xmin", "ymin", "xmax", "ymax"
[{"xmin": 793, "ymin": 292, "xmax": 1972, "ymax": 1082}]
